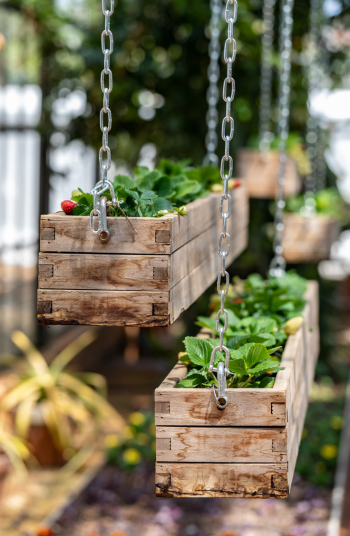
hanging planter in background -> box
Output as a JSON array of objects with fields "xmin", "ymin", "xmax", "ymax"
[
  {"xmin": 282, "ymin": 213, "xmax": 339, "ymax": 263},
  {"xmin": 155, "ymin": 281, "xmax": 319, "ymax": 498},
  {"xmin": 237, "ymin": 149, "xmax": 301, "ymax": 199}
]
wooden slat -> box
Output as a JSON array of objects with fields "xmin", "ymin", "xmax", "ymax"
[
  {"xmin": 169, "ymin": 225, "xmax": 247, "ymax": 323},
  {"xmin": 37, "ymin": 289, "xmax": 169, "ymax": 327},
  {"xmin": 39, "ymin": 187, "xmax": 247, "ymax": 255},
  {"xmin": 237, "ymin": 149, "xmax": 301, "ymax": 199},
  {"xmin": 38, "ymin": 253, "xmax": 169, "ymax": 291},
  {"xmin": 155, "ymin": 389, "xmax": 286, "ymax": 427},
  {"xmin": 282, "ymin": 214, "xmax": 340, "ymax": 263},
  {"xmin": 155, "ymin": 463, "xmax": 288, "ymax": 498},
  {"xmin": 156, "ymin": 426, "xmax": 288, "ymax": 463}
]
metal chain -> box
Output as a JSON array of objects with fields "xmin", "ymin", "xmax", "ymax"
[
  {"xmin": 303, "ymin": 0, "xmax": 326, "ymax": 216},
  {"xmin": 269, "ymin": 0, "xmax": 295, "ymax": 278},
  {"xmin": 203, "ymin": 0, "xmax": 222, "ymax": 167},
  {"xmin": 90, "ymin": 0, "xmax": 119, "ymax": 243},
  {"xmin": 259, "ymin": 0, "xmax": 277, "ymax": 153},
  {"xmin": 208, "ymin": 0, "xmax": 237, "ymax": 410}
]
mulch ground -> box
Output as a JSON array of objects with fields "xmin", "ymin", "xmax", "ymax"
[{"xmin": 53, "ymin": 464, "xmax": 331, "ymax": 536}]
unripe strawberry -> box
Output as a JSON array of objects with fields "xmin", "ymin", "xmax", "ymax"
[
  {"xmin": 228, "ymin": 179, "xmax": 241, "ymax": 188},
  {"xmin": 36, "ymin": 528, "xmax": 53, "ymax": 536},
  {"xmin": 61, "ymin": 200, "xmax": 77, "ymax": 214},
  {"xmin": 71, "ymin": 189, "xmax": 80, "ymax": 197},
  {"xmin": 284, "ymin": 316, "xmax": 304, "ymax": 335}
]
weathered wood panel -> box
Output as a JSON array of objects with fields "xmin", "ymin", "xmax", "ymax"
[
  {"xmin": 237, "ymin": 149, "xmax": 301, "ymax": 199},
  {"xmin": 37, "ymin": 289, "xmax": 169, "ymax": 327},
  {"xmin": 40, "ymin": 186, "xmax": 247, "ymax": 255},
  {"xmin": 282, "ymin": 214, "xmax": 340, "ymax": 263},
  {"xmin": 155, "ymin": 463, "xmax": 289, "ymax": 498},
  {"xmin": 169, "ymin": 226, "xmax": 247, "ymax": 323},
  {"xmin": 156, "ymin": 426, "xmax": 288, "ymax": 463},
  {"xmin": 155, "ymin": 282, "xmax": 319, "ymax": 498},
  {"xmin": 38, "ymin": 254, "xmax": 169, "ymax": 291}
]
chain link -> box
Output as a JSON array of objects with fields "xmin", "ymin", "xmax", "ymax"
[
  {"xmin": 269, "ymin": 0, "xmax": 295, "ymax": 278},
  {"xmin": 259, "ymin": 0, "xmax": 277, "ymax": 152},
  {"xmin": 203, "ymin": 0, "xmax": 222, "ymax": 167},
  {"xmin": 302, "ymin": 0, "xmax": 326, "ymax": 216},
  {"xmin": 89, "ymin": 0, "xmax": 117, "ymax": 242},
  {"xmin": 209, "ymin": 0, "xmax": 237, "ymax": 410}
]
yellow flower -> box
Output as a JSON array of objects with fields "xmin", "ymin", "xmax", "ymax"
[
  {"xmin": 123, "ymin": 448, "xmax": 141, "ymax": 465},
  {"xmin": 284, "ymin": 316, "xmax": 304, "ymax": 335},
  {"xmin": 129, "ymin": 412, "xmax": 145, "ymax": 426},
  {"xmin": 330, "ymin": 416, "xmax": 343, "ymax": 430},
  {"xmin": 105, "ymin": 434, "xmax": 120, "ymax": 448},
  {"xmin": 320, "ymin": 444, "xmax": 338, "ymax": 460},
  {"xmin": 149, "ymin": 423, "xmax": 156, "ymax": 435},
  {"xmin": 136, "ymin": 433, "xmax": 149, "ymax": 445},
  {"xmin": 123, "ymin": 426, "xmax": 134, "ymax": 439}
]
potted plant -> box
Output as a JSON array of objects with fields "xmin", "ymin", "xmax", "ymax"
[
  {"xmin": 0, "ymin": 413, "xmax": 30, "ymax": 499},
  {"xmin": 37, "ymin": 161, "xmax": 247, "ymax": 327},
  {"xmin": 1, "ymin": 330, "xmax": 123, "ymax": 467}
]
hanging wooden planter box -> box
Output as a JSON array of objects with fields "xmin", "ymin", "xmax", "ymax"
[
  {"xmin": 155, "ymin": 281, "xmax": 319, "ymax": 498},
  {"xmin": 37, "ymin": 185, "xmax": 248, "ymax": 327},
  {"xmin": 237, "ymin": 149, "xmax": 301, "ymax": 199},
  {"xmin": 282, "ymin": 214, "xmax": 340, "ymax": 263}
]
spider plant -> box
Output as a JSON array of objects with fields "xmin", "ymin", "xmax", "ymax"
[
  {"xmin": 1, "ymin": 330, "xmax": 123, "ymax": 454},
  {"xmin": 0, "ymin": 413, "xmax": 30, "ymax": 475}
]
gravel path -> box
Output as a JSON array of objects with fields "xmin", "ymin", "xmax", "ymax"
[{"xmin": 54, "ymin": 465, "xmax": 331, "ymax": 536}]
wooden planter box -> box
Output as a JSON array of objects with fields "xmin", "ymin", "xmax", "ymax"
[
  {"xmin": 37, "ymin": 185, "xmax": 248, "ymax": 327},
  {"xmin": 237, "ymin": 149, "xmax": 301, "ymax": 199},
  {"xmin": 282, "ymin": 214, "xmax": 340, "ymax": 263},
  {"xmin": 155, "ymin": 281, "xmax": 319, "ymax": 498}
]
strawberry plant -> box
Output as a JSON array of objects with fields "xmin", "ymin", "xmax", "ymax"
[
  {"xmin": 177, "ymin": 271, "xmax": 308, "ymax": 389},
  {"xmin": 285, "ymin": 187, "xmax": 346, "ymax": 220},
  {"xmin": 63, "ymin": 160, "xmax": 240, "ymax": 218}
]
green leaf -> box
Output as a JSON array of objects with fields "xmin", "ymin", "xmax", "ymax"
[
  {"xmin": 228, "ymin": 358, "xmax": 247, "ymax": 375},
  {"xmin": 113, "ymin": 175, "xmax": 136, "ymax": 190},
  {"xmin": 184, "ymin": 337, "xmax": 212, "ymax": 367},
  {"xmin": 267, "ymin": 346, "xmax": 282, "ymax": 355},
  {"xmin": 230, "ymin": 343, "xmax": 255, "ymax": 360},
  {"xmin": 133, "ymin": 166, "xmax": 149, "ymax": 177},
  {"xmin": 173, "ymin": 179, "xmax": 198, "ymax": 198},
  {"xmin": 247, "ymin": 360, "xmax": 283, "ymax": 374},
  {"xmin": 125, "ymin": 188, "xmax": 140, "ymax": 201},
  {"xmin": 154, "ymin": 177, "xmax": 175, "ymax": 198},
  {"xmin": 195, "ymin": 317, "xmax": 216, "ymax": 333},
  {"xmin": 250, "ymin": 317, "xmax": 276, "ymax": 334},
  {"xmin": 244, "ymin": 344, "xmax": 270, "ymax": 369},
  {"xmin": 140, "ymin": 190, "xmax": 158, "ymax": 200},
  {"xmin": 176, "ymin": 375, "xmax": 204, "ymax": 388},
  {"xmin": 73, "ymin": 205, "xmax": 91, "ymax": 215},
  {"xmin": 259, "ymin": 376, "xmax": 275, "ymax": 388},
  {"xmin": 153, "ymin": 198, "xmax": 173, "ymax": 212}
]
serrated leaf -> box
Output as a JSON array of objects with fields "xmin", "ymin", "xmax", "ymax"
[
  {"xmin": 228, "ymin": 358, "xmax": 247, "ymax": 375},
  {"xmin": 184, "ymin": 337, "xmax": 212, "ymax": 367},
  {"xmin": 244, "ymin": 344, "xmax": 270, "ymax": 369},
  {"xmin": 140, "ymin": 190, "xmax": 158, "ymax": 200},
  {"xmin": 267, "ymin": 346, "xmax": 282, "ymax": 355},
  {"xmin": 247, "ymin": 360, "xmax": 283, "ymax": 374},
  {"xmin": 154, "ymin": 176, "xmax": 174, "ymax": 198},
  {"xmin": 153, "ymin": 198, "xmax": 172, "ymax": 212},
  {"xmin": 259, "ymin": 376, "xmax": 275, "ymax": 388},
  {"xmin": 250, "ymin": 317, "xmax": 276, "ymax": 334},
  {"xmin": 176, "ymin": 375, "xmax": 203, "ymax": 388},
  {"xmin": 125, "ymin": 188, "xmax": 140, "ymax": 201},
  {"xmin": 230, "ymin": 343, "xmax": 255, "ymax": 360},
  {"xmin": 113, "ymin": 175, "xmax": 136, "ymax": 190}
]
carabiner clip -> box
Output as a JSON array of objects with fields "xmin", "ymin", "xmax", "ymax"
[{"xmin": 209, "ymin": 345, "xmax": 232, "ymax": 409}]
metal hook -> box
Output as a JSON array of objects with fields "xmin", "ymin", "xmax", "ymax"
[{"xmin": 209, "ymin": 346, "xmax": 233, "ymax": 409}]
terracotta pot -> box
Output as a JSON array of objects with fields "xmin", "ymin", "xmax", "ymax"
[
  {"xmin": 0, "ymin": 454, "xmax": 11, "ymax": 500},
  {"xmin": 26, "ymin": 406, "xmax": 64, "ymax": 467}
]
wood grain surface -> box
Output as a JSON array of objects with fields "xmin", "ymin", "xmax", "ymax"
[
  {"xmin": 237, "ymin": 149, "xmax": 301, "ymax": 199},
  {"xmin": 282, "ymin": 214, "xmax": 340, "ymax": 263}
]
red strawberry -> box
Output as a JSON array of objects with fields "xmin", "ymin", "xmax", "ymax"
[
  {"xmin": 61, "ymin": 200, "xmax": 77, "ymax": 215},
  {"xmin": 232, "ymin": 179, "xmax": 241, "ymax": 188},
  {"xmin": 36, "ymin": 528, "xmax": 53, "ymax": 536}
]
